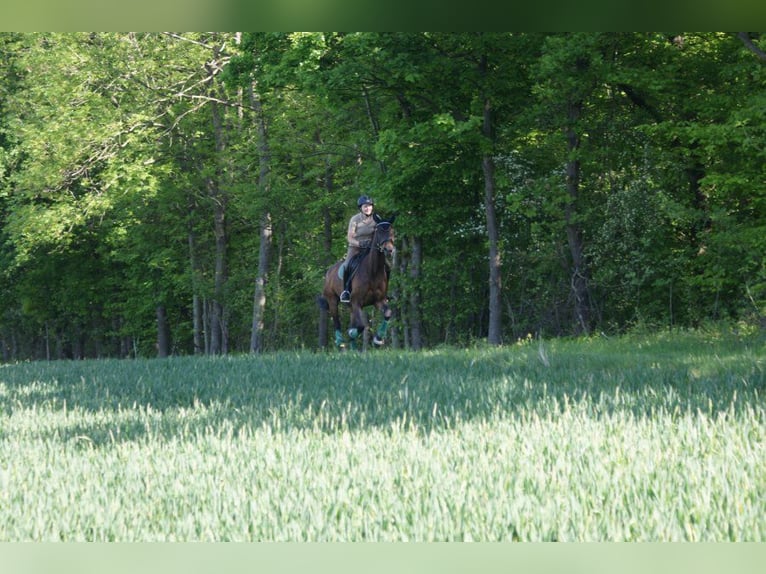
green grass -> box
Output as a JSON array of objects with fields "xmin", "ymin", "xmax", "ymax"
[{"xmin": 0, "ymin": 330, "xmax": 764, "ymax": 540}]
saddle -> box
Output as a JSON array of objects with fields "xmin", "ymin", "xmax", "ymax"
[{"xmin": 338, "ymin": 250, "xmax": 368, "ymax": 282}]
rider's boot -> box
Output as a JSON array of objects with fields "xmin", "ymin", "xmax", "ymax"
[{"xmin": 339, "ymin": 265, "xmax": 351, "ymax": 303}]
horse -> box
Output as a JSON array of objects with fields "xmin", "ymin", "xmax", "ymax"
[{"xmin": 318, "ymin": 217, "xmax": 396, "ymax": 350}]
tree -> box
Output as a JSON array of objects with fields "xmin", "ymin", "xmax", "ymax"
[{"xmin": 1, "ymin": 33, "xmax": 764, "ymax": 360}]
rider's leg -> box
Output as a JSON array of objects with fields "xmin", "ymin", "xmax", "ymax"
[
  {"xmin": 339, "ymin": 247, "xmax": 357, "ymax": 304},
  {"xmin": 340, "ymin": 268, "xmax": 351, "ymax": 303}
]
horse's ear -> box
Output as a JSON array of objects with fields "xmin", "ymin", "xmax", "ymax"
[
  {"xmin": 373, "ymin": 213, "xmax": 383, "ymax": 223},
  {"xmin": 388, "ymin": 213, "xmax": 397, "ymax": 225}
]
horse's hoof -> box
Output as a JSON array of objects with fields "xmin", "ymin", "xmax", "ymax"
[{"xmin": 373, "ymin": 335, "xmax": 385, "ymax": 347}]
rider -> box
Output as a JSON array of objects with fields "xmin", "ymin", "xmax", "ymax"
[{"xmin": 339, "ymin": 195, "xmax": 378, "ymax": 303}]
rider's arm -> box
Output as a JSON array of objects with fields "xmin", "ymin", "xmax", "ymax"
[{"xmin": 347, "ymin": 216, "xmax": 360, "ymax": 247}]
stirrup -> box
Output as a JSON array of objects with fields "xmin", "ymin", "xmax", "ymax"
[{"xmin": 339, "ymin": 290, "xmax": 351, "ymax": 303}]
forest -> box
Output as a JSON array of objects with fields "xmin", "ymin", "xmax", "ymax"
[{"xmin": 0, "ymin": 32, "xmax": 764, "ymax": 359}]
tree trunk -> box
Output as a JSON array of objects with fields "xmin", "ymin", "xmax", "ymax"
[
  {"xmin": 269, "ymin": 223, "xmax": 286, "ymax": 343},
  {"xmin": 202, "ymin": 297, "xmax": 210, "ymax": 354},
  {"xmin": 481, "ymin": 92, "xmax": 502, "ymax": 345},
  {"xmin": 192, "ymin": 293, "xmax": 203, "ymax": 354},
  {"xmin": 686, "ymin": 161, "xmax": 710, "ymax": 250},
  {"xmin": 201, "ymin": 43, "xmax": 232, "ymax": 355},
  {"xmin": 156, "ymin": 305, "xmax": 170, "ymax": 357},
  {"xmin": 318, "ymin": 203, "xmax": 333, "ymax": 349},
  {"xmin": 250, "ymin": 213, "xmax": 272, "ymax": 353},
  {"xmin": 564, "ymin": 100, "xmax": 591, "ymax": 335},
  {"xmin": 385, "ymin": 240, "xmax": 401, "ymax": 350},
  {"xmin": 397, "ymin": 243, "xmax": 410, "ymax": 349},
  {"xmin": 408, "ymin": 236, "xmax": 424, "ymax": 350},
  {"xmin": 44, "ymin": 321, "xmax": 51, "ymax": 361},
  {"xmin": 187, "ymin": 219, "xmax": 204, "ymax": 355},
  {"xmin": 250, "ymin": 86, "xmax": 272, "ymax": 353},
  {"xmin": 206, "ymin": 74, "xmax": 228, "ymax": 354},
  {"xmin": 208, "ymin": 171, "xmax": 227, "ymax": 354}
]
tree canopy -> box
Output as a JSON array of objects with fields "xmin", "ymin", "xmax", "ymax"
[{"xmin": 1, "ymin": 32, "xmax": 764, "ymax": 359}]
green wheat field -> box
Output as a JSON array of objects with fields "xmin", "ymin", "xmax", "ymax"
[{"xmin": 1, "ymin": 330, "xmax": 764, "ymax": 541}]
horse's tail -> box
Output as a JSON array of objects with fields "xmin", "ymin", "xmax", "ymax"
[{"xmin": 317, "ymin": 295, "xmax": 329, "ymax": 311}]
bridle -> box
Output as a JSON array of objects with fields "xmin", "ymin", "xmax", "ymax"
[{"xmin": 373, "ymin": 222, "xmax": 395, "ymax": 255}]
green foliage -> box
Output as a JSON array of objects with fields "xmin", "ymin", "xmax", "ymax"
[
  {"xmin": 588, "ymin": 174, "xmax": 679, "ymax": 327},
  {"xmin": 1, "ymin": 33, "xmax": 765, "ymax": 358}
]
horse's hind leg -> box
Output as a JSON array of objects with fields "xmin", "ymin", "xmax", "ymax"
[
  {"xmin": 323, "ymin": 295, "xmax": 346, "ymax": 349},
  {"xmin": 331, "ymin": 309, "xmax": 345, "ymax": 349}
]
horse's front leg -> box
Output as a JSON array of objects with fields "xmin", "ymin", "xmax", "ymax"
[
  {"xmin": 347, "ymin": 304, "xmax": 367, "ymax": 349},
  {"xmin": 373, "ymin": 299, "xmax": 393, "ymax": 347}
]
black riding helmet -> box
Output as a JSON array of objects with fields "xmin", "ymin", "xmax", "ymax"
[{"xmin": 357, "ymin": 195, "xmax": 374, "ymax": 209}]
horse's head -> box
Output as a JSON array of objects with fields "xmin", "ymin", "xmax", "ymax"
[{"xmin": 374, "ymin": 220, "xmax": 396, "ymax": 257}]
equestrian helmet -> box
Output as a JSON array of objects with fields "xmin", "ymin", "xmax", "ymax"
[{"xmin": 357, "ymin": 195, "xmax": 374, "ymax": 208}]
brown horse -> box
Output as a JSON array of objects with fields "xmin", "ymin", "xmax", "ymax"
[{"xmin": 319, "ymin": 217, "xmax": 396, "ymax": 349}]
